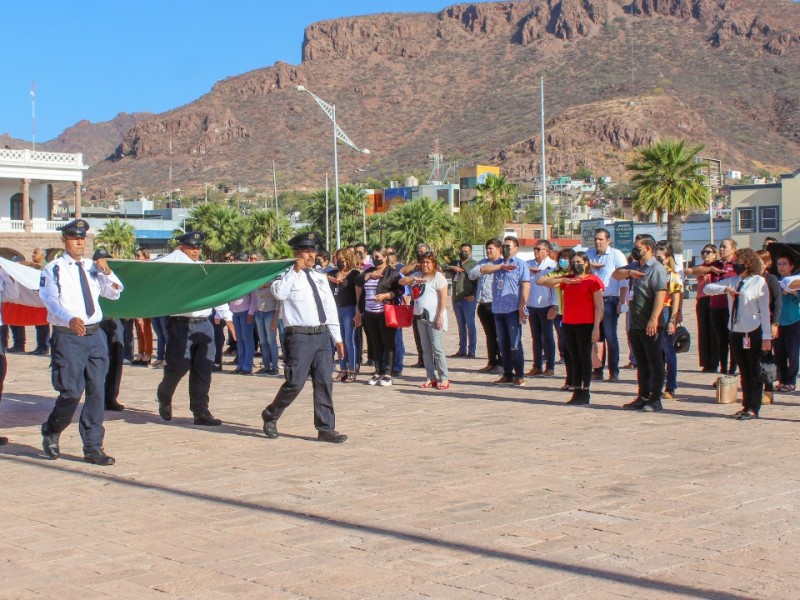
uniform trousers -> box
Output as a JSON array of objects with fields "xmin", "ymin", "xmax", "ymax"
[
  {"xmin": 263, "ymin": 330, "xmax": 336, "ymax": 431},
  {"xmin": 156, "ymin": 318, "xmax": 215, "ymax": 414},
  {"xmin": 100, "ymin": 319, "xmax": 125, "ymax": 407},
  {"xmin": 44, "ymin": 328, "xmax": 108, "ymax": 451}
]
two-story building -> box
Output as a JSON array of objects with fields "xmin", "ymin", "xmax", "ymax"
[
  {"xmin": 729, "ymin": 167, "xmax": 800, "ymax": 248},
  {"xmin": 0, "ymin": 148, "xmax": 88, "ymax": 260}
]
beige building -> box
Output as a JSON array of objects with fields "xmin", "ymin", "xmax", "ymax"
[{"xmin": 729, "ymin": 167, "xmax": 800, "ymax": 248}]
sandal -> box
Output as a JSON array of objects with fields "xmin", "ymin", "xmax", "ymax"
[
  {"xmin": 336, "ymin": 371, "xmax": 348, "ymax": 382},
  {"xmin": 437, "ymin": 381, "xmax": 451, "ymax": 390},
  {"xmin": 780, "ymin": 384, "xmax": 796, "ymax": 392},
  {"xmin": 729, "ymin": 409, "xmax": 747, "ymax": 419},
  {"xmin": 345, "ymin": 371, "xmax": 357, "ymax": 383},
  {"xmin": 420, "ymin": 380, "xmax": 438, "ymax": 389}
]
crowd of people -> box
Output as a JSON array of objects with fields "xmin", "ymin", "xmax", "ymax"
[{"xmin": 1, "ymin": 220, "xmax": 799, "ymax": 460}]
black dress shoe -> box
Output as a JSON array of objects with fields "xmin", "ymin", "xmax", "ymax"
[
  {"xmin": 41, "ymin": 424, "xmax": 60, "ymax": 459},
  {"xmin": 83, "ymin": 448, "xmax": 115, "ymax": 466},
  {"xmin": 239, "ymin": 370, "xmax": 252, "ymax": 375},
  {"xmin": 231, "ymin": 368, "xmax": 242, "ymax": 375},
  {"xmin": 623, "ymin": 397, "xmax": 647, "ymax": 410},
  {"xmin": 568, "ymin": 389, "xmax": 590, "ymax": 405},
  {"xmin": 6, "ymin": 346, "xmax": 24, "ymax": 354},
  {"xmin": 105, "ymin": 401, "xmax": 125, "ymax": 411},
  {"xmin": 262, "ymin": 411, "xmax": 279, "ymax": 438},
  {"xmin": 256, "ymin": 367, "xmax": 269, "ymax": 374},
  {"xmin": 193, "ymin": 412, "xmax": 222, "ymax": 426},
  {"xmin": 318, "ymin": 430, "xmax": 347, "ymax": 443},
  {"xmin": 449, "ymin": 351, "xmax": 466, "ymax": 358},
  {"xmin": 642, "ymin": 399, "xmax": 663, "ymax": 412},
  {"xmin": 213, "ymin": 364, "xmax": 223, "ymax": 372},
  {"xmin": 156, "ymin": 398, "xmax": 172, "ymax": 421},
  {"xmin": 31, "ymin": 347, "xmax": 49, "ymax": 356}
]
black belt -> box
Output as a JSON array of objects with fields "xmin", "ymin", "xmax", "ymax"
[
  {"xmin": 171, "ymin": 316, "xmax": 208, "ymax": 323},
  {"xmin": 54, "ymin": 324, "xmax": 100, "ymax": 335},
  {"xmin": 285, "ymin": 325, "xmax": 327, "ymax": 335}
]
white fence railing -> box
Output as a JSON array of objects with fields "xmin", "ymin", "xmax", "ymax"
[
  {"xmin": 0, "ymin": 218, "xmax": 64, "ymax": 233},
  {"xmin": 0, "ymin": 148, "xmax": 85, "ymax": 167}
]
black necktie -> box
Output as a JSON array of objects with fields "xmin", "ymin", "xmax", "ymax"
[
  {"xmin": 77, "ymin": 262, "xmax": 96, "ymax": 317},
  {"xmin": 304, "ymin": 269, "xmax": 327, "ymax": 324},
  {"xmin": 730, "ymin": 279, "xmax": 745, "ymax": 328}
]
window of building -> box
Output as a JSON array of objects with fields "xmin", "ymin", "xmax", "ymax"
[
  {"xmin": 736, "ymin": 207, "xmax": 755, "ymax": 233},
  {"xmin": 759, "ymin": 206, "xmax": 779, "ymax": 232}
]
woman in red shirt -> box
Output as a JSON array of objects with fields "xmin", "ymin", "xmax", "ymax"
[{"xmin": 542, "ymin": 252, "xmax": 604, "ymax": 404}]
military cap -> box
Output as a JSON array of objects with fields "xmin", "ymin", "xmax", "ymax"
[
  {"xmin": 288, "ymin": 231, "xmax": 321, "ymax": 250},
  {"xmin": 178, "ymin": 230, "xmax": 206, "ymax": 247},
  {"xmin": 92, "ymin": 248, "xmax": 112, "ymax": 261},
  {"xmin": 58, "ymin": 219, "xmax": 90, "ymax": 238}
]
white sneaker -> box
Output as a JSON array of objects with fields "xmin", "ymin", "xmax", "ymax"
[
  {"xmin": 368, "ymin": 375, "xmax": 380, "ymax": 386},
  {"xmin": 379, "ymin": 377, "xmax": 393, "ymax": 386}
]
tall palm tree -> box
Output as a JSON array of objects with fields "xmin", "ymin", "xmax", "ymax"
[
  {"xmin": 305, "ymin": 184, "xmax": 366, "ymax": 247},
  {"xmin": 185, "ymin": 203, "xmax": 244, "ymax": 261},
  {"xmin": 95, "ymin": 219, "xmax": 137, "ymax": 258},
  {"xmin": 243, "ymin": 210, "xmax": 292, "ymax": 258},
  {"xmin": 627, "ymin": 139, "xmax": 709, "ymax": 254},
  {"xmin": 473, "ymin": 174, "xmax": 517, "ymax": 236},
  {"xmin": 383, "ymin": 197, "xmax": 458, "ymax": 263}
]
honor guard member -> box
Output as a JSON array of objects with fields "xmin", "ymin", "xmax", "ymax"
[
  {"xmin": 39, "ymin": 219, "xmax": 124, "ymax": 465},
  {"xmin": 155, "ymin": 231, "xmax": 231, "ymax": 426},
  {"xmin": 261, "ymin": 232, "xmax": 347, "ymax": 443}
]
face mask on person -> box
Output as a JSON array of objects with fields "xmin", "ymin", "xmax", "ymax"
[
  {"xmin": 373, "ymin": 258, "xmax": 384, "ymax": 267},
  {"xmin": 573, "ymin": 262, "xmax": 585, "ymax": 274},
  {"xmin": 502, "ymin": 245, "xmax": 511, "ymax": 260},
  {"xmin": 459, "ymin": 251, "xmax": 469, "ymax": 260},
  {"xmin": 558, "ymin": 258, "xmax": 570, "ymax": 270},
  {"xmin": 733, "ymin": 263, "xmax": 746, "ymax": 275},
  {"xmin": 631, "ymin": 246, "xmax": 644, "ymax": 261},
  {"xmin": 336, "ymin": 260, "xmax": 345, "ymax": 270}
]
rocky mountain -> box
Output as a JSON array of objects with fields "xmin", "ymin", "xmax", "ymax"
[
  {"xmin": 0, "ymin": 112, "xmax": 151, "ymax": 166},
  {"xmin": 74, "ymin": 1, "xmax": 800, "ymax": 196}
]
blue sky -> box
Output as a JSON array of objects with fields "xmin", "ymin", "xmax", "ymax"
[{"xmin": 3, "ymin": 1, "xmax": 453, "ymax": 142}]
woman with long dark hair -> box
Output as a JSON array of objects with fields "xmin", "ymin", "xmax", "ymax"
[
  {"xmin": 694, "ymin": 244, "xmax": 719, "ymax": 372},
  {"xmin": 541, "ymin": 251, "xmax": 604, "ymax": 405},
  {"xmin": 355, "ymin": 247, "xmax": 404, "ymax": 386},
  {"xmin": 328, "ymin": 248, "xmax": 361, "ymax": 382}
]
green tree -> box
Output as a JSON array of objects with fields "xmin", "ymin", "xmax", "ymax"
[
  {"xmin": 95, "ymin": 219, "xmax": 137, "ymax": 258},
  {"xmin": 243, "ymin": 210, "xmax": 292, "ymax": 259},
  {"xmin": 572, "ymin": 166, "xmax": 594, "ymax": 180},
  {"xmin": 474, "ymin": 174, "xmax": 517, "ymax": 235},
  {"xmin": 185, "ymin": 203, "xmax": 244, "ymax": 261},
  {"xmin": 382, "ymin": 197, "xmax": 458, "ymax": 263},
  {"xmin": 626, "ymin": 139, "xmax": 708, "ymax": 254},
  {"xmin": 304, "ymin": 184, "xmax": 366, "ymax": 248}
]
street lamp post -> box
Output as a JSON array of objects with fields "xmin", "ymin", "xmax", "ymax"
[{"xmin": 296, "ymin": 85, "xmax": 369, "ymax": 248}]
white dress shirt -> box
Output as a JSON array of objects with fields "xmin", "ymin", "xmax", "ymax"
[
  {"xmin": 586, "ymin": 247, "xmax": 628, "ymax": 297},
  {"xmin": 271, "ymin": 266, "xmax": 342, "ymax": 344},
  {"xmin": 156, "ymin": 248, "xmax": 231, "ymax": 319},
  {"xmin": 39, "ymin": 254, "xmax": 123, "ymax": 327},
  {"xmin": 526, "ymin": 257, "xmax": 557, "ymax": 309}
]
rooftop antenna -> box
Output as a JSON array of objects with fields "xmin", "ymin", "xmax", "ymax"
[{"xmin": 427, "ymin": 138, "xmax": 444, "ymax": 184}]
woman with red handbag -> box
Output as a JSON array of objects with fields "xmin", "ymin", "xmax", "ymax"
[
  {"xmin": 401, "ymin": 251, "xmax": 451, "ymax": 390},
  {"xmin": 355, "ymin": 247, "xmax": 404, "ymax": 386}
]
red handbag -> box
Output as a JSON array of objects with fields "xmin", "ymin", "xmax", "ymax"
[{"xmin": 384, "ymin": 303, "xmax": 413, "ymax": 328}]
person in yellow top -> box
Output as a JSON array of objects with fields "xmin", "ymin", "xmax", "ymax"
[
  {"xmin": 655, "ymin": 242, "xmax": 683, "ymax": 400},
  {"xmin": 537, "ymin": 248, "xmax": 575, "ymax": 392}
]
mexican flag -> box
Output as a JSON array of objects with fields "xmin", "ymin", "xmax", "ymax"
[{"xmin": 0, "ymin": 256, "xmax": 293, "ymax": 324}]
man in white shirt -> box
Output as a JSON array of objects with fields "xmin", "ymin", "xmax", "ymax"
[
  {"xmin": 261, "ymin": 232, "xmax": 347, "ymax": 443},
  {"xmin": 526, "ymin": 239, "xmax": 558, "ymax": 376},
  {"xmin": 39, "ymin": 219, "xmax": 124, "ymax": 465},
  {"xmin": 155, "ymin": 231, "xmax": 231, "ymax": 426},
  {"xmin": 586, "ymin": 228, "xmax": 629, "ymax": 382}
]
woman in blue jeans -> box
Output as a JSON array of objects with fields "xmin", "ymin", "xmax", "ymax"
[
  {"xmin": 230, "ymin": 287, "xmax": 258, "ymax": 375},
  {"xmin": 655, "ymin": 242, "xmax": 683, "ymax": 399},
  {"xmin": 328, "ymin": 248, "xmax": 360, "ymax": 382},
  {"xmin": 254, "ymin": 282, "xmax": 280, "ymax": 375}
]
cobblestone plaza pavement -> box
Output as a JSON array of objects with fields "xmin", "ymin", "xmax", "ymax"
[{"xmin": 2, "ymin": 299, "xmax": 800, "ymax": 599}]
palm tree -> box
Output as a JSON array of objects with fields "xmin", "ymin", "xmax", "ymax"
[
  {"xmin": 627, "ymin": 139, "xmax": 709, "ymax": 254},
  {"xmin": 185, "ymin": 203, "xmax": 244, "ymax": 261},
  {"xmin": 383, "ymin": 197, "xmax": 458, "ymax": 263},
  {"xmin": 473, "ymin": 174, "xmax": 517, "ymax": 236},
  {"xmin": 305, "ymin": 184, "xmax": 366, "ymax": 247},
  {"xmin": 95, "ymin": 219, "xmax": 137, "ymax": 258},
  {"xmin": 243, "ymin": 210, "xmax": 292, "ymax": 258}
]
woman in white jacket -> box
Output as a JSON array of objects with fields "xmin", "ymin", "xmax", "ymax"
[{"xmin": 704, "ymin": 248, "xmax": 772, "ymax": 420}]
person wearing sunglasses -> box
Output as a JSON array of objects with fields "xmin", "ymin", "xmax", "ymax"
[{"xmin": 692, "ymin": 244, "xmax": 719, "ymax": 373}]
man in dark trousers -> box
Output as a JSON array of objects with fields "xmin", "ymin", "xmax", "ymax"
[
  {"xmin": 155, "ymin": 231, "xmax": 231, "ymax": 426},
  {"xmin": 261, "ymin": 232, "xmax": 347, "ymax": 443},
  {"xmin": 39, "ymin": 219, "xmax": 124, "ymax": 465},
  {"xmin": 94, "ymin": 248, "xmax": 126, "ymax": 412}
]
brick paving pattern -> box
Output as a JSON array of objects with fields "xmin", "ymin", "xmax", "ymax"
[{"xmin": 1, "ymin": 299, "xmax": 799, "ymax": 599}]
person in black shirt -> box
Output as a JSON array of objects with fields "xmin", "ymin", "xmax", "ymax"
[{"xmin": 328, "ymin": 248, "xmax": 361, "ymax": 382}]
